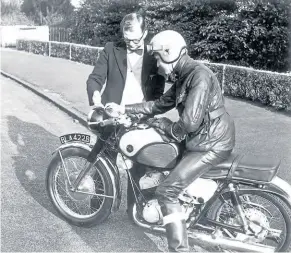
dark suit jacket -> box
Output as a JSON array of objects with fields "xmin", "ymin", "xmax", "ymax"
[{"xmin": 86, "ymin": 41, "xmax": 165, "ymax": 106}]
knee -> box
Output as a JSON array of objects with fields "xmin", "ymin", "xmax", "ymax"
[{"xmin": 156, "ymin": 184, "xmax": 181, "ymax": 204}]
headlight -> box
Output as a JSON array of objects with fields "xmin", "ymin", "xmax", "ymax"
[{"xmin": 87, "ymin": 108, "xmax": 104, "ymax": 132}]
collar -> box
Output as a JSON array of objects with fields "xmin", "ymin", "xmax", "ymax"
[{"xmin": 173, "ymin": 54, "xmax": 195, "ymax": 80}]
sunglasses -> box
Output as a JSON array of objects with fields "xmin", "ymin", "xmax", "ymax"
[{"xmin": 124, "ymin": 30, "xmax": 145, "ymax": 44}]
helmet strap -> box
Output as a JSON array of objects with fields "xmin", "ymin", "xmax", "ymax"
[{"xmin": 160, "ymin": 46, "xmax": 187, "ymax": 64}]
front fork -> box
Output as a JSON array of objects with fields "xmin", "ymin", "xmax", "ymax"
[
  {"xmin": 59, "ymin": 149, "xmax": 97, "ymax": 191},
  {"xmin": 59, "ymin": 137, "xmax": 105, "ymax": 191}
]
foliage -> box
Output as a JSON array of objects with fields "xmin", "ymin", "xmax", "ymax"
[
  {"xmin": 16, "ymin": 39, "xmax": 31, "ymax": 51},
  {"xmin": 224, "ymin": 66, "xmax": 291, "ymax": 110},
  {"xmin": 30, "ymin": 40, "xmax": 49, "ymax": 55},
  {"xmin": 50, "ymin": 42, "xmax": 70, "ymax": 59},
  {"xmin": 20, "ymin": 0, "xmax": 74, "ymax": 25},
  {"xmin": 71, "ymin": 44, "xmax": 100, "ymax": 65},
  {"xmin": 70, "ymin": 0, "xmax": 290, "ymax": 72},
  {"xmin": 1, "ymin": 0, "xmax": 34, "ymax": 25},
  {"xmin": 70, "ymin": 0, "xmax": 141, "ymax": 46}
]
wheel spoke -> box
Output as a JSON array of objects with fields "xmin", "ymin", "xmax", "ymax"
[
  {"xmin": 210, "ymin": 191, "xmax": 288, "ymax": 251},
  {"xmin": 52, "ymin": 156, "xmax": 107, "ymax": 219}
]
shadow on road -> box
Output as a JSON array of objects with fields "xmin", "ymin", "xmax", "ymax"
[
  {"xmin": 7, "ymin": 115, "xmax": 59, "ymax": 216},
  {"xmin": 6, "ymin": 116, "xmax": 158, "ymax": 252}
]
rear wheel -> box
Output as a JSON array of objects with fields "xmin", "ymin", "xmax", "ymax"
[
  {"xmin": 207, "ymin": 189, "xmax": 291, "ymax": 252},
  {"xmin": 46, "ymin": 147, "xmax": 115, "ymax": 227}
]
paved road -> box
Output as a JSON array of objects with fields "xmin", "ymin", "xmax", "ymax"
[
  {"xmin": 1, "ymin": 75, "xmax": 291, "ymax": 252},
  {"xmin": 1, "ymin": 75, "xmax": 168, "ymax": 252}
]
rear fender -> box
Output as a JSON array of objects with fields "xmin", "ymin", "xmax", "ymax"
[
  {"xmin": 52, "ymin": 142, "xmax": 122, "ymax": 212},
  {"xmin": 237, "ymin": 176, "xmax": 291, "ymax": 209}
]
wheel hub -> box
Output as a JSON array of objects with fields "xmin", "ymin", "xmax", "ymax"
[
  {"xmin": 65, "ymin": 173, "xmax": 95, "ymax": 201},
  {"xmin": 236, "ymin": 208, "xmax": 270, "ymax": 243}
]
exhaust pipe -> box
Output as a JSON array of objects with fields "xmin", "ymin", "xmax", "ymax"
[
  {"xmin": 132, "ymin": 205, "xmax": 275, "ymax": 253},
  {"xmin": 188, "ymin": 230, "xmax": 274, "ymax": 253}
]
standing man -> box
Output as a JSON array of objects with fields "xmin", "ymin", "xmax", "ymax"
[{"xmin": 86, "ymin": 12, "xmax": 165, "ymax": 216}]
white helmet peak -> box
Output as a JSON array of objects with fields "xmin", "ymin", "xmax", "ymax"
[{"xmin": 147, "ymin": 30, "xmax": 187, "ymax": 63}]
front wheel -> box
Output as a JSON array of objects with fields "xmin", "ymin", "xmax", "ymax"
[
  {"xmin": 46, "ymin": 147, "xmax": 115, "ymax": 227},
  {"xmin": 207, "ymin": 189, "xmax": 291, "ymax": 252}
]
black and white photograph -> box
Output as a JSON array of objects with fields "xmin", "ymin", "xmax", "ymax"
[{"xmin": 1, "ymin": 0, "xmax": 291, "ymax": 252}]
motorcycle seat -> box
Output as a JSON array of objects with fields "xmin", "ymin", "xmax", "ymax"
[{"xmin": 201, "ymin": 153, "xmax": 280, "ymax": 183}]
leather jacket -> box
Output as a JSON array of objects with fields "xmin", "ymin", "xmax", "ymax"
[{"xmin": 125, "ymin": 54, "xmax": 235, "ymax": 152}]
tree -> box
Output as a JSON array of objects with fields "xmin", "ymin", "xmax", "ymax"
[
  {"xmin": 1, "ymin": 0, "xmax": 34, "ymax": 25},
  {"xmin": 20, "ymin": 0, "xmax": 75, "ymax": 25}
]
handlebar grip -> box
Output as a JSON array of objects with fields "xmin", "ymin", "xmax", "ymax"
[{"xmin": 100, "ymin": 118, "xmax": 116, "ymax": 127}]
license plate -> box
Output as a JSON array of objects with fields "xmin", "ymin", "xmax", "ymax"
[{"xmin": 59, "ymin": 133, "xmax": 90, "ymax": 144}]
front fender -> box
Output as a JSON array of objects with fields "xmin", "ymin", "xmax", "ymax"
[
  {"xmin": 53, "ymin": 141, "xmax": 92, "ymax": 154},
  {"xmin": 52, "ymin": 142, "xmax": 122, "ymax": 212}
]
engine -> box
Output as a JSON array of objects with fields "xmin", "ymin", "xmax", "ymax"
[{"xmin": 139, "ymin": 170, "xmax": 218, "ymax": 224}]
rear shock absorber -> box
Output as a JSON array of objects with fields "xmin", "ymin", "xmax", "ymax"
[{"xmin": 228, "ymin": 183, "xmax": 249, "ymax": 232}]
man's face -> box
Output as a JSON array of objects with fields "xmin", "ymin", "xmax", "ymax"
[
  {"xmin": 123, "ymin": 24, "xmax": 147, "ymax": 51},
  {"xmin": 154, "ymin": 54, "xmax": 174, "ymax": 75}
]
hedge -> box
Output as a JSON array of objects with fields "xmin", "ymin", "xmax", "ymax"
[
  {"xmin": 30, "ymin": 40, "xmax": 49, "ymax": 56},
  {"xmin": 50, "ymin": 42, "xmax": 70, "ymax": 59},
  {"xmin": 16, "ymin": 39, "xmax": 291, "ymax": 111},
  {"xmin": 71, "ymin": 44, "xmax": 100, "ymax": 65},
  {"xmin": 224, "ymin": 66, "xmax": 291, "ymax": 110},
  {"xmin": 17, "ymin": 39, "xmax": 31, "ymax": 52},
  {"xmin": 16, "ymin": 39, "xmax": 103, "ymax": 65}
]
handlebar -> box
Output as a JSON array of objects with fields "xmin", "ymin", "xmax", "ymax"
[
  {"xmin": 88, "ymin": 105, "xmax": 149, "ymax": 129},
  {"xmin": 99, "ymin": 118, "xmax": 118, "ymax": 127}
]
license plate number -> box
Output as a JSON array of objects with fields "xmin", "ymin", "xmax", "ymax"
[{"xmin": 59, "ymin": 133, "xmax": 90, "ymax": 144}]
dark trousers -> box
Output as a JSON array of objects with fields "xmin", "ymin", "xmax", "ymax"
[{"xmin": 156, "ymin": 149, "xmax": 232, "ymax": 252}]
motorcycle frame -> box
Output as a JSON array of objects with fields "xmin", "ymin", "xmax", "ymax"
[{"xmin": 54, "ymin": 126, "xmax": 291, "ymax": 230}]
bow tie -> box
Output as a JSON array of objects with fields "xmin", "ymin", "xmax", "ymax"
[{"xmin": 128, "ymin": 48, "xmax": 143, "ymax": 56}]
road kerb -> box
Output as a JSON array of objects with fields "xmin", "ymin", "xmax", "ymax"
[{"xmin": 1, "ymin": 70, "xmax": 88, "ymax": 127}]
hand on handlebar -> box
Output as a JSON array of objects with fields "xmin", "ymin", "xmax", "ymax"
[{"xmin": 105, "ymin": 103, "xmax": 125, "ymax": 117}]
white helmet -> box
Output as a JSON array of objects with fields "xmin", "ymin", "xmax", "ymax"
[{"xmin": 147, "ymin": 30, "xmax": 187, "ymax": 63}]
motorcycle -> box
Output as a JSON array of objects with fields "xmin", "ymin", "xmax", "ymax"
[{"xmin": 46, "ymin": 106, "xmax": 291, "ymax": 252}]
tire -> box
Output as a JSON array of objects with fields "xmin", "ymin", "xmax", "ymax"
[
  {"xmin": 207, "ymin": 189, "xmax": 291, "ymax": 252},
  {"xmin": 46, "ymin": 147, "xmax": 115, "ymax": 227}
]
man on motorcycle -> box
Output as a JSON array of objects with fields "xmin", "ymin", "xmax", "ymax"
[{"xmin": 106, "ymin": 30, "xmax": 235, "ymax": 252}]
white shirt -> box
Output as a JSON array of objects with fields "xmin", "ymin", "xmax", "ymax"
[{"xmin": 120, "ymin": 50, "xmax": 145, "ymax": 105}]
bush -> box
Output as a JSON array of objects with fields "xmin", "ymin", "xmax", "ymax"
[
  {"xmin": 203, "ymin": 62, "xmax": 224, "ymax": 87},
  {"xmin": 1, "ymin": 0, "xmax": 34, "ymax": 25},
  {"xmin": 16, "ymin": 39, "xmax": 31, "ymax": 52},
  {"xmin": 70, "ymin": 0, "xmax": 291, "ymax": 72},
  {"xmin": 70, "ymin": 0, "xmax": 141, "ymax": 46},
  {"xmin": 30, "ymin": 40, "xmax": 49, "ymax": 56},
  {"xmin": 50, "ymin": 42, "xmax": 70, "ymax": 59},
  {"xmin": 224, "ymin": 65, "xmax": 291, "ymax": 110},
  {"xmin": 71, "ymin": 44, "xmax": 101, "ymax": 65}
]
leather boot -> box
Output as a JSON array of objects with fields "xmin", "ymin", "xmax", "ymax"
[{"xmin": 161, "ymin": 203, "xmax": 189, "ymax": 252}]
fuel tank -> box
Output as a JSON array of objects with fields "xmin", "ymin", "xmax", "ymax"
[{"xmin": 119, "ymin": 128, "xmax": 180, "ymax": 169}]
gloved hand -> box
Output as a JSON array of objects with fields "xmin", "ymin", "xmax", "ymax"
[
  {"xmin": 147, "ymin": 117, "xmax": 176, "ymax": 142},
  {"xmin": 147, "ymin": 117, "xmax": 187, "ymax": 142},
  {"xmin": 147, "ymin": 117, "xmax": 173, "ymax": 132}
]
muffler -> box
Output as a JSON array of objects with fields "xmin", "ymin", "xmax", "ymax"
[
  {"xmin": 132, "ymin": 205, "xmax": 275, "ymax": 253},
  {"xmin": 188, "ymin": 230, "xmax": 275, "ymax": 253}
]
